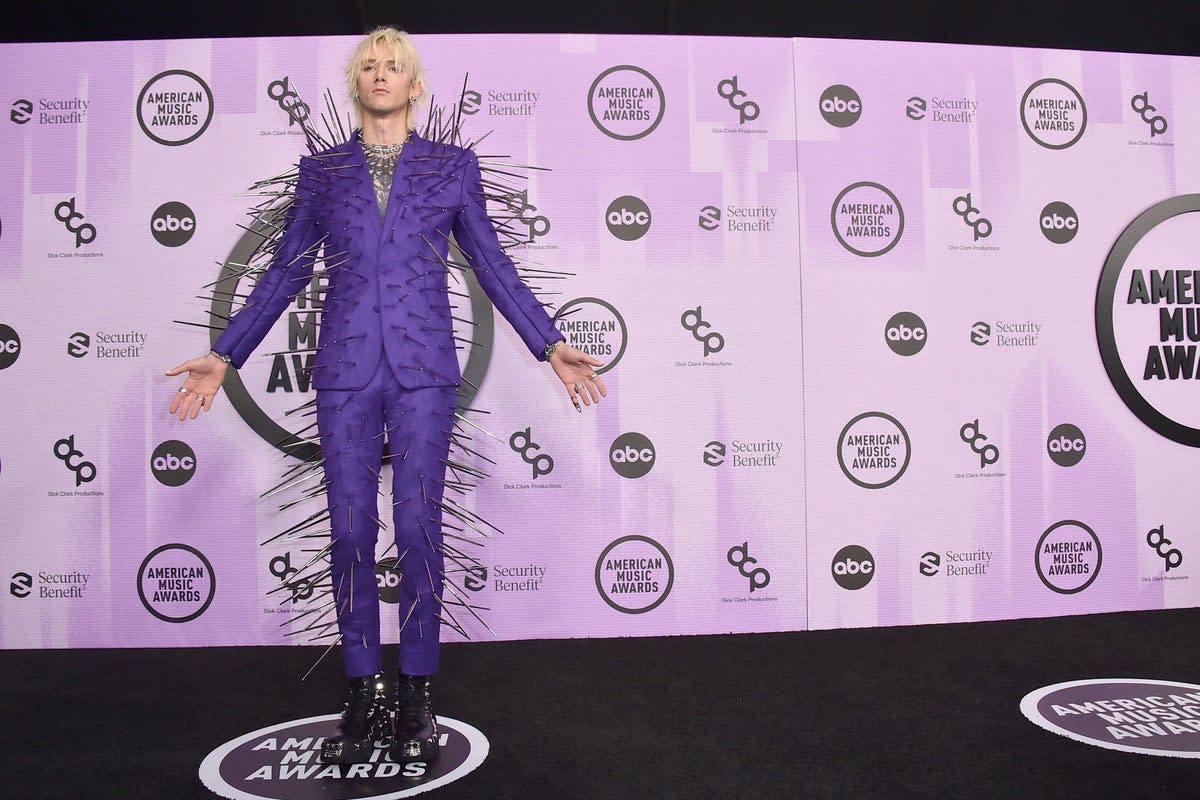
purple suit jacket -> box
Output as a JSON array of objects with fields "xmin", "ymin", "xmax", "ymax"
[{"xmin": 213, "ymin": 133, "xmax": 563, "ymax": 391}]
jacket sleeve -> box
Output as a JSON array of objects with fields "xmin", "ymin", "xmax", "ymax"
[
  {"xmin": 451, "ymin": 150, "xmax": 564, "ymax": 361},
  {"xmin": 212, "ymin": 157, "xmax": 321, "ymax": 369}
]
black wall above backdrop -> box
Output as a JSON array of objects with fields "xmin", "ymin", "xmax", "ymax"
[{"xmin": 7, "ymin": 0, "xmax": 1200, "ymax": 57}]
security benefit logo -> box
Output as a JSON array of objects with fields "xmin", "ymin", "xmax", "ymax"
[
  {"xmin": 587, "ymin": 65, "xmax": 666, "ymax": 141},
  {"xmin": 831, "ymin": 182, "xmax": 904, "ymax": 257},
  {"xmin": 1040, "ymin": 201, "xmax": 1079, "ymax": 244},
  {"xmin": 67, "ymin": 330, "xmax": 148, "ymax": 359},
  {"xmin": 703, "ymin": 439, "xmax": 783, "ymax": 468},
  {"xmin": 609, "ymin": 432, "xmax": 656, "ymax": 479},
  {"xmin": 968, "ymin": 320, "xmax": 1041, "ymax": 348},
  {"xmin": 831, "ymin": 545, "xmax": 875, "ymax": 590},
  {"xmin": 9, "ymin": 95, "xmax": 88, "ymax": 125},
  {"xmin": 1143, "ymin": 524, "xmax": 1186, "ymax": 584},
  {"xmin": 1035, "ymin": 520, "xmax": 1102, "ymax": 595},
  {"xmin": 137, "ymin": 543, "xmax": 216, "ymax": 622},
  {"xmin": 905, "ymin": 96, "xmax": 976, "ymax": 124},
  {"xmin": 697, "ymin": 203, "xmax": 778, "ymax": 233},
  {"xmin": 837, "ymin": 412, "xmax": 911, "ymax": 489},
  {"xmin": 918, "ymin": 550, "xmax": 991, "ymax": 577},
  {"xmin": 957, "ymin": 419, "xmax": 1003, "ymax": 478},
  {"xmin": 1021, "ymin": 679, "xmax": 1200, "ymax": 758},
  {"xmin": 198, "ymin": 715, "xmax": 490, "ymax": 798},
  {"xmin": 1097, "ymin": 196, "xmax": 1200, "ymax": 446},
  {"xmin": 1129, "ymin": 91, "xmax": 1170, "ymax": 146},
  {"xmin": 554, "ymin": 297, "xmax": 627, "ymax": 376},
  {"xmin": 1020, "ymin": 78, "xmax": 1086, "ymax": 150},
  {"xmin": 137, "ymin": 69, "xmax": 214, "ymax": 146},
  {"xmin": 8, "ymin": 569, "xmax": 90, "ymax": 599},
  {"xmin": 595, "ymin": 535, "xmax": 674, "ymax": 613},
  {"xmin": 1047, "ymin": 423, "xmax": 1087, "ymax": 467},
  {"xmin": 459, "ymin": 85, "xmax": 539, "ymax": 118},
  {"xmin": 884, "ymin": 312, "xmax": 927, "ymax": 356}
]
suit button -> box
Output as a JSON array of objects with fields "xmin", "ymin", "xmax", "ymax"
[{"xmin": 372, "ymin": 305, "xmax": 380, "ymax": 312}]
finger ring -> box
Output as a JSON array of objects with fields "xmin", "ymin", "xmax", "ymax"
[
  {"xmin": 177, "ymin": 388, "xmax": 190, "ymax": 394},
  {"xmin": 574, "ymin": 382, "xmax": 585, "ymax": 391}
]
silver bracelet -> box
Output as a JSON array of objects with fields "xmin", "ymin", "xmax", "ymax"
[
  {"xmin": 208, "ymin": 349, "xmax": 232, "ymax": 365},
  {"xmin": 543, "ymin": 341, "xmax": 561, "ymax": 361}
]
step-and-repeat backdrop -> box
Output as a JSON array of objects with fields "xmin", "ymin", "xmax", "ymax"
[{"xmin": 1, "ymin": 34, "xmax": 1197, "ymax": 650}]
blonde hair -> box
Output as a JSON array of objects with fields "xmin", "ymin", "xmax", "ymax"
[{"xmin": 344, "ymin": 26, "xmax": 428, "ymax": 130}]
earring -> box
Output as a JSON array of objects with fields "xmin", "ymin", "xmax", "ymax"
[
  {"xmin": 408, "ymin": 97, "xmax": 415, "ymax": 106},
  {"xmin": 353, "ymin": 91, "xmax": 360, "ymax": 102}
]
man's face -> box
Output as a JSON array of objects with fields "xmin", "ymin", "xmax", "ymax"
[{"xmin": 356, "ymin": 43, "xmax": 420, "ymax": 118}]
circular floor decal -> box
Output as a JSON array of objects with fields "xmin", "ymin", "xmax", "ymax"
[
  {"xmin": 1021, "ymin": 678, "xmax": 1200, "ymax": 758},
  {"xmin": 198, "ymin": 714, "xmax": 488, "ymax": 799}
]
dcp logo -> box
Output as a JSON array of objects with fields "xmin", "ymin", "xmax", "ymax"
[
  {"xmin": 1130, "ymin": 92, "xmax": 1168, "ymax": 138},
  {"xmin": 150, "ymin": 440, "xmax": 197, "ymax": 487},
  {"xmin": 67, "ymin": 331, "xmax": 90, "ymax": 358},
  {"xmin": 969, "ymin": 321, "xmax": 991, "ymax": 346},
  {"xmin": 266, "ymin": 76, "xmax": 310, "ymax": 126},
  {"xmin": 54, "ymin": 197, "xmax": 96, "ymax": 248},
  {"xmin": 1146, "ymin": 525, "xmax": 1183, "ymax": 572},
  {"xmin": 680, "ymin": 306, "xmax": 724, "ymax": 356},
  {"xmin": 717, "ymin": 76, "xmax": 760, "ymax": 125},
  {"xmin": 10, "ymin": 572, "xmax": 32, "ymax": 598},
  {"xmin": 884, "ymin": 311, "xmax": 927, "ymax": 356},
  {"xmin": 698, "ymin": 205, "xmax": 721, "ymax": 231},
  {"xmin": 0, "ymin": 324, "xmax": 22, "ymax": 369},
  {"xmin": 10, "ymin": 99, "xmax": 32, "ymax": 124},
  {"xmin": 905, "ymin": 96, "xmax": 926, "ymax": 120},
  {"xmin": 509, "ymin": 427, "xmax": 554, "ymax": 479},
  {"xmin": 269, "ymin": 551, "xmax": 315, "ymax": 604},
  {"xmin": 150, "ymin": 201, "xmax": 196, "ymax": 247},
  {"xmin": 952, "ymin": 193, "xmax": 992, "ymax": 241},
  {"xmin": 1047, "ymin": 423, "xmax": 1086, "ymax": 467},
  {"xmin": 609, "ymin": 432, "xmax": 656, "ymax": 479},
  {"xmin": 460, "ymin": 89, "xmax": 482, "ymax": 116},
  {"xmin": 503, "ymin": 190, "xmax": 551, "ymax": 242},
  {"xmin": 53, "ymin": 434, "xmax": 96, "ymax": 486},
  {"xmin": 1039, "ymin": 201, "xmax": 1079, "ymax": 244},
  {"xmin": 919, "ymin": 552, "xmax": 941, "ymax": 576},
  {"xmin": 831, "ymin": 545, "xmax": 875, "ymax": 590},
  {"xmin": 606, "ymin": 195, "xmax": 651, "ymax": 241},
  {"xmin": 959, "ymin": 420, "xmax": 999, "ymax": 469},
  {"xmin": 727, "ymin": 542, "xmax": 770, "ymax": 592},
  {"xmin": 703, "ymin": 440, "xmax": 726, "ymax": 467},
  {"xmin": 819, "ymin": 85, "xmax": 862, "ymax": 127}
]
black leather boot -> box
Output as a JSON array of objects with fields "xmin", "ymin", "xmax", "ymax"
[
  {"xmin": 320, "ymin": 672, "xmax": 390, "ymax": 764},
  {"xmin": 391, "ymin": 673, "xmax": 439, "ymax": 763}
]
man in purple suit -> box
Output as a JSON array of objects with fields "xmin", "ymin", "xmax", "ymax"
[{"xmin": 166, "ymin": 27, "xmax": 606, "ymax": 764}]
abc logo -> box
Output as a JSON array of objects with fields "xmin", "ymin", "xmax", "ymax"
[
  {"xmin": 831, "ymin": 544, "xmax": 875, "ymax": 590},
  {"xmin": 150, "ymin": 201, "xmax": 197, "ymax": 247},
  {"xmin": 1039, "ymin": 201, "xmax": 1078, "ymax": 244},
  {"xmin": 884, "ymin": 311, "xmax": 927, "ymax": 357},
  {"xmin": 375, "ymin": 557, "xmax": 403, "ymax": 603},
  {"xmin": 1047, "ymin": 423, "xmax": 1086, "ymax": 467},
  {"xmin": 609, "ymin": 432, "xmax": 656, "ymax": 479},
  {"xmin": 0, "ymin": 323, "xmax": 20, "ymax": 369},
  {"xmin": 150, "ymin": 439, "xmax": 197, "ymax": 486},
  {"xmin": 606, "ymin": 195, "xmax": 651, "ymax": 241},
  {"xmin": 819, "ymin": 85, "xmax": 862, "ymax": 128}
]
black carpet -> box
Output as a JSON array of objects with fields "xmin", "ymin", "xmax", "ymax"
[{"xmin": 2, "ymin": 608, "xmax": 1197, "ymax": 799}]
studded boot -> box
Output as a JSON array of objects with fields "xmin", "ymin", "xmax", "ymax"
[
  {"xmin": 391, "ymin": 673, "xmax": 439, "ymax": 763},
  {"xmin": 320, "ymin": 672, "xmax": 390, "ymax": 764}
]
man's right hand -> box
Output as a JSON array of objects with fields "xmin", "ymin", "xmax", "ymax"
[{"xmin": 165, "ymin": 353, "xmax": 229, "ymax": 421}]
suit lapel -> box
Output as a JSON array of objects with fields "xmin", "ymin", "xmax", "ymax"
[{"xmin": 380, "ymin": 133, "xmax": 426, "ymax": 241}]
